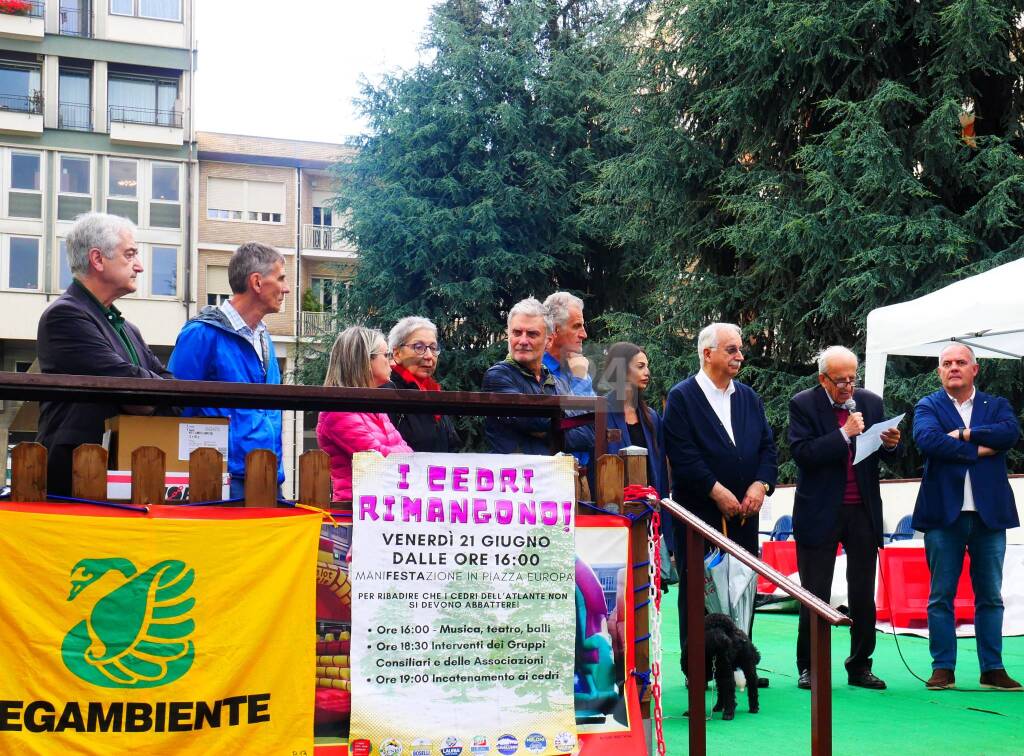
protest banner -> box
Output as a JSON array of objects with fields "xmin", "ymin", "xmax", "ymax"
[
  {"xmin": 349, "ymin": 452, "xmax": 578, "ymax": 756},
  {"xmin": 0, "ymin": 503, "xmax": 320, "ymax": 756}
]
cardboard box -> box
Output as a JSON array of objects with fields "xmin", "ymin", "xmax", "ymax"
[{"xmin": 105, "ymin": 415, "xmax": 230, "ymax": 473}]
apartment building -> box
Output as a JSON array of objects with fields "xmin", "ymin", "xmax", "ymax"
[
  {"xmin": 197, "ymin": 130, "xmax": 355, "ymax": 497},
  {"xmin": 0, "ymin": 0, "xmax": 197, "ymax": 454}
]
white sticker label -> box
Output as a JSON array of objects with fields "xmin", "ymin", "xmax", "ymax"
[{"xmin": 178, "ymin": 422, "xmax": 229, "ymax": 461}]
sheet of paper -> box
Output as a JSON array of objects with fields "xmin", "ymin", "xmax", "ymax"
[
  {"xmin": 178, "ymin": 422, "xmax": 229, "ymax": 461},
  {"xmin": 854, "ymin": 413, "xmax": 905, "ymax": 465}
]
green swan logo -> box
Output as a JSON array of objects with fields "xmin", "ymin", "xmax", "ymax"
[{"xmin": 61, "ymin": 558, "xmax": 196, "ymax": 688}]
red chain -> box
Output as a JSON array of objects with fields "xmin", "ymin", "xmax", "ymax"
[
  {"xmin": 624, "ymin": 484, "xmax": 660, "ymax": 501},
  {"xmin": 650, "ymin": 506, "xmax": 667, "ymax": 756}
]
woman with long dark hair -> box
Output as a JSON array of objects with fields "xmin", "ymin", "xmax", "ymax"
[{"xmin": 600, "ymin": 341, "xmax": 670, "ymax": 501}]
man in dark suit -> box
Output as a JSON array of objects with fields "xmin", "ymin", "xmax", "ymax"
[
  {"xmin": 912, "ymin": 343, "xmax": 1021, "ymax": 691},
  {"xmin": 663, "ymin": 322, "xmax": 778, "ymax": 678},
  {"xmin": 789, "ymin": 346, "xmax": 901, "ymax": 691},
  {"xmin": 36, "ymin": 212, "xmax": 171, "ymax": 496}
]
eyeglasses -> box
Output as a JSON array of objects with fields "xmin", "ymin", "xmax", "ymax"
[
  {"xmin": 714, "ymin": 345, "xmax": 743, "ymax": 356},
  {"xmin": 824, "ymin": 375, "xmax": 857, "ymax": 389},
  {"xmin": 402, "ymin": 342, "xmax": 441, "ymax": 356}
]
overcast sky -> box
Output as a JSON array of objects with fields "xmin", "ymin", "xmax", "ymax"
[{"xmin": 195, "ymin": 1, "xmax": 436, "ymax": 144}]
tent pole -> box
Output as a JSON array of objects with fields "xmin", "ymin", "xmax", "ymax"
[{"xmin": 950, "ymin": 337, "xmax": 1024, "ymax": 360}]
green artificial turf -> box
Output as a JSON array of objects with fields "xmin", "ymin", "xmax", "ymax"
[{"xmin": 658, "ymin": 608, "xmax": 1024, "ymax": 755}]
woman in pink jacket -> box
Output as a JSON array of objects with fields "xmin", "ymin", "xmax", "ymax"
[{"xmin": 317, "ymin": 326, "xmax": 411, "ymax": 501}]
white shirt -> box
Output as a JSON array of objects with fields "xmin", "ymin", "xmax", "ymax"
[
  {"xmin": 696, "ymin": 369, "xmax": 736, "ymax": 445},
  {"xmin": 947, "ymin": 388, "xmax": 976, "ymax": 513},
  {"xmin": 220, "ymin": 299, "xmax": 268, "ymax": 367}
]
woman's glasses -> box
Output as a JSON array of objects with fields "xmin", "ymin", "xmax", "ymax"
[{"xmin": 402, "ymin": 342, "xmax": 442, "ymax": 356}]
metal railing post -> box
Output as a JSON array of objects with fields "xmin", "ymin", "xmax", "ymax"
[
  {"xmin": 811, "ymin": 614, "xmax": 832, "ymax": 756},
  {"xmin": 686, "ymin": 526, "xmax": 706, "ymax": 755}
]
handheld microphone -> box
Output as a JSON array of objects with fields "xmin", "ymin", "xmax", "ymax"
[{"xmin": 843, "ymin": 398, "xmax": 857, "ymax": 412}]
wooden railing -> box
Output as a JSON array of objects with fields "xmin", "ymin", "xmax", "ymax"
[
  {"xmin": 0, "ymin": 372, "xmax": 599, "ymax": 430},
  {"xmin": 661, "ymin": 498, "xmax": 851, "ymax": 756}
]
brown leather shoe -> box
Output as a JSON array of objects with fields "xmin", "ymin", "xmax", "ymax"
[
  {"xmin": 980, "ymin": 669, "xmax": 1024, "ymax": 691},
  {"xmin": 925, "ymin": 669, "xmax": 955, "ymax": 690}
]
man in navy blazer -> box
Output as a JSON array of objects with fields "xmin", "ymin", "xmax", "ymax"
[
  {"xmin": 912, "ymin": 343, "xmax": 1021, "ymax": 692},
  {"xmin": 36, "ymin": 212, "xmax": 171, "ymax": 496},
  {"xmin": 663, "ymin": 322, "xmax": 778, "ymax": 674},
  {"xmin": 789, "ymin": 346, "xmax": 901, "ymax": 691}
]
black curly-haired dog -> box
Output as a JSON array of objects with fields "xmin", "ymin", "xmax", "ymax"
[{"xmin": 682, "ymin": 613, "xmax": 761, "ymax": 720}]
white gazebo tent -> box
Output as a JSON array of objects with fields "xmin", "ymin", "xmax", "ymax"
[{"xmin": 865, "ymin": 257, "xmax": 1024, "ymax": 396}]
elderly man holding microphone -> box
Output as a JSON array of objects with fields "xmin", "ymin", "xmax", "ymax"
[{"xmin": 789, "ymin": 346, "xmax": 901, "ymax": 691}]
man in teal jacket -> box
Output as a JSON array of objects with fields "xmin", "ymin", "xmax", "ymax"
[{"xmin": 170, "ymin": 242, "xmax": 290, "ymax": 498}]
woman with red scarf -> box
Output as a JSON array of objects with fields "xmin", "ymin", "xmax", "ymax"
[{"xmin": 384, "ymin": 316, "xmax": 460, "ymax": 452}]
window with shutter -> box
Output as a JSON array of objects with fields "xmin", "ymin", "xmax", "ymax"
[
  {"xmin": 206, "ymin": 264, "xmax": 231, "ymax": 306},
  {"xmin": 206, "ymin": 177, "xmax": 284, "ymax": 224}
]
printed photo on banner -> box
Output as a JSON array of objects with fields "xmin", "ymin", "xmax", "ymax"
[
  {"xmin": 348, "ymin": 452, "xmax": 579, "ymax": 756},
  {"xmin": 575, "ymin": 526, "xmax": 631, "ymax": 734},
  {"xmin": 315, "ymin": 523, "xmax": 353, "ymax": 744}
]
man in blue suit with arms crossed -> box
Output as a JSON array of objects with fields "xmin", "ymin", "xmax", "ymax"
[{"xmin": 913, "ymin": 343, "xmax": 1021, "ymax": 691}]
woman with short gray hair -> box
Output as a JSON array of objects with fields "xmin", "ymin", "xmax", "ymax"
[{"xmin": 383, "ymin": 316, "xmax": 460, "ymax": 452}]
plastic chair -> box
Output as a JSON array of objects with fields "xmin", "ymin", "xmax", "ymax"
[
  {"xmin": 757, "ymin": 540, "xmax": 843, "ymax": 595},
  {"xmin": 770, "ymin": 515, "xmax": 793, "ymax": 541},
  {"xmin": 887, "ymin": 514, "xmax": 915, "ymax": 543},
  {"xmin": 757, "ymin": 540, "xmax": 797, "ymax": 594}
]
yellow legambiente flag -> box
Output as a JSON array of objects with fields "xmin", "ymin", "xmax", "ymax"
[{"xmin": 0, "ymin": 504, "xmax": 320, "ymax": 756}]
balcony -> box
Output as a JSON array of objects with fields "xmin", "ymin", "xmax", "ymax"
[
  {"xmin": 301, "ymin": 224, "xmax": 356, "ymax": 259},
  {"xmin": 300, "ymin": 310, "xmax": 334, "ymax": 336},
  {"xmin": 0, "ymin": 1, "xmax": 44, "ymax": 40},
  {"xmin": 108, "ymin": 105, "xmax": 183, "ymax": 147},
  {"xmin": 0, "ymin": 93, "xmax": 42, "ymax": 135},
  {"xmin": 58, "ymin": 102, "xmax": 91, "ymax": 131},
  {"xmin": 59, "ymin": 3, "xmax": 92, "ymax": 38}
]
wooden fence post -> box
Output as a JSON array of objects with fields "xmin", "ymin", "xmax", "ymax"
[
  {"xmin": 621, "ymin": 447, "xmax": 653, "ymax": 721},
  {"xmin": 620, "ymin": 446, "xmax": 648, "ymax": 489},
  {"xmin": 574, "ymin": 461, "xmax": 591, "ymax": 504},
  {"xmin": 593, "ymin": 454, "xmax": 624, "ymax": 514},
  {"xmin": 189, "ymin": 448, "xmax": 224, "ymax": 505},
  {"xmin": 298, "ymin": 449, "xmax": 331, "ymax": 508},
  {"xmin": 72, "ymin": 444, "xmax": 107, "ymax": 501},
  {"xmin": 11, "ymin": 442, "xmax": 46, "ymax": 502},
  {"xmin": 131, "ymin": 446, "xmax": 165, "ymax": 505},
  {"xmin": 244, "ymin": 449, "xmax": 279, "ymax": 507}
]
